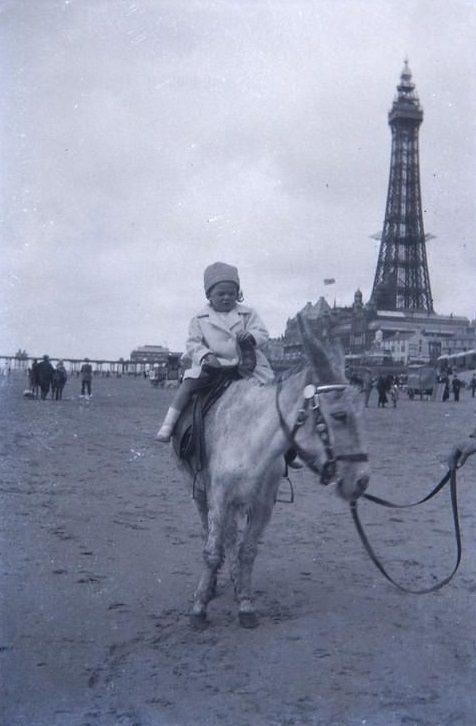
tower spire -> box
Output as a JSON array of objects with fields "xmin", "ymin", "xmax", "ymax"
[{"xmin": 371, "ymin": 62, "xmax": 434, "ymax": 313}]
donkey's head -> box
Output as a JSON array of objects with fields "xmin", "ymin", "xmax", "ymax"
[{"xmin": 295, "ymin": 314, "xmax": 370, "ymax": 501}]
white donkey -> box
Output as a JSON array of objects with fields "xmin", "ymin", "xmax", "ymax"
[{"xmin": 179, "ymin": 315, "xmax": 370, "ymax": 628}]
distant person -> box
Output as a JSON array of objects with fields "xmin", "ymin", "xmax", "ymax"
[
  {"xmin": 361, "ymin": 371, "xmax": 373, "ymax": 408},
  {"xmin": 441, "ymin": 374, "xmax": 450, "ymax": 402},
  {"xmin": 389, "ymin": 380, "xmax": 399, "ymax": 408},
  {"xmin": 29, "ymin": 359, "xmax": 40, "ymax": 398},
  {"xmin": 452, "ymin": 374, "xmax": 462, "ymax": 402},
  {"xmin": 51, "ymin": 361, "xmax": 68, "ymax": 400},
  {"xmin": 80, "ymin": 358, "xmax": 93, "ymax": 397},
  {"xmin": 376, "ymin": 375, "xmax": 388, "ymax": 408},
  {"xmin": 36, "ymin": 355, "xmax": 55, "ymax": 400},
  {"xmin": 470, "ymin": 373, "xmax": 476, "ymax": 398}
]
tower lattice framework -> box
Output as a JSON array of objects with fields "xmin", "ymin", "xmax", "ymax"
[{"xmin": 371, "ymin": 61, "xmax": 434, "ymax": 313}]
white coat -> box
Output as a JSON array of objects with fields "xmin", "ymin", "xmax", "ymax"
[{"xmin": 183, "ymin": 303, "xmax": 275, "ymax": 385}]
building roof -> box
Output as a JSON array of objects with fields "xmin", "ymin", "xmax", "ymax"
[
  {"xmin": 134, "ymin": 345, "xmax": 169, "ymax": 353},
  {"xmin": 300, "ymin": 297, "xmax": 332, "ymax": 319}
]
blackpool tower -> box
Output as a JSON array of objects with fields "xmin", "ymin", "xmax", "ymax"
[{"xmin": 371, "ymin": 61, "xmax": 434, "ymax": 313}]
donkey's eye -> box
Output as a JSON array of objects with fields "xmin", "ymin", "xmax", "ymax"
[{"xmin": 331, "ymin": 411, "xmax": 348, "ymax": 423}]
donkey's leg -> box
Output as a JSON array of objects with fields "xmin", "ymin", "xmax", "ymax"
[
  {"xmin": 235, "ymin": 498, "xmax": 275, "ymax": 628},
  {"xmin": 224, "ymin": 509, "xmax": 239, "ymax": 591},
  {"xmin": 193, "ymin": 489, "xmax": 222, "ymax": 600},
  {"xmin": 193, "ymin": 488, "xmax": 209, "ymax": 540},
  {"xmin": 190, "ymin": 498, "xmax": 226, "ymax": 627}
]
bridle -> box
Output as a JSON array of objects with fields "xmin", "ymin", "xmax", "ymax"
[{"xmin": 275, "ymin": 379, "xmax": 368, "ymax": 486}]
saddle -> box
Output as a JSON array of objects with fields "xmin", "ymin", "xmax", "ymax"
[{"xmin": 172, "ymin": 368, "xmax": 240, "ymax": 475}]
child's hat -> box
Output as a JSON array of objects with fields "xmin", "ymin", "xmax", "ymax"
[{"xmin": 204, "ymin": 262, "xmax": 240, "ymax": 295}]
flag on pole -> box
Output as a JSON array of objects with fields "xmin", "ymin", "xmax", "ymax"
[{"xmin": 323, "ymin": 278, "xmax": 336, "ymax": 285}]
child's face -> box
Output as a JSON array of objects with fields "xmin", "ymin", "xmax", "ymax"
[{"xmin": 208, "ymin": 281, "xmax": 239, "ymax": 312}]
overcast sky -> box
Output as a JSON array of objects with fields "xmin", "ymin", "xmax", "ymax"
[{"xmin": 1, "ymin": 0, "xmax": 475, "ymax": 360}]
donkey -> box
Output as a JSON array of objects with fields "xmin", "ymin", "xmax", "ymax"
[{"xmin": 178, "ymin": 315, "xmax": 370, "ymax": 628}]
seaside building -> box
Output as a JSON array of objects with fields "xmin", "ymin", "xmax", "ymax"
[
  {"xmin": 129, "ymin": 345, "xmax": 182, "ymax": 379},
  {"xmin": 269, "ymin": 62, "xmax": 475, "ymax": 371}
]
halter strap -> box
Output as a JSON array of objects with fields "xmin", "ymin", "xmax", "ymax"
[{"xmin": 275, "ymin": 379, "xmax": 368, "ymax": 485}]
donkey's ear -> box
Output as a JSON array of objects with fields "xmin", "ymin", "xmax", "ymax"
[
  {"xmin": 328, "ymin": 340, "xmax": 346, "ymax": 377},
  {"xmin": 296, "ymin": 313, "xmax": 336, "ymax": 384}
]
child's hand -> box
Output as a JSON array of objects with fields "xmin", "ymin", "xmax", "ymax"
[
  {"xmin": 236, "ymin": 331, "xmax": 255, "ymax": 345},
  {"xmin": 201, "ymin": 353, "xmax": 221, "ymax": 369}
]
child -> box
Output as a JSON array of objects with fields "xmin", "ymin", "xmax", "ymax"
[
  {"xmin": 390, "ymin": 380, "xmax": 399, "ymax": 407},
  {"xmin": 156, "ymin": 261, "xmax": 275, "ymax": 442}
]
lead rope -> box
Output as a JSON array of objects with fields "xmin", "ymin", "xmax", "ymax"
[
  {"xmin": 350, "ymin": 468, "xmax": 461, "ymax": 594},
  {"xmin": 275, "ymin": 379, "xmax": 330, "ymax": 480}
]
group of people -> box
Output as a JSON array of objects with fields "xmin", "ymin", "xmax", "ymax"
[
  {"xmin": 28, "ymin": 356, "xmax": 93, "ymax": 400},
  {"xmin": 356, "ymin": 372, "xmax": 400, "ymax": 409},
  {"xmin": 440, "ymin": 372, "xmax": 465, "ymax": 402},
  {"xmin": 441, "ymin": 371, "xmax": 476, "ymax": 402},
  {"xmin": 29, "ymin": 356, "xmax": 68, "ymax": 400},
  {"xmin": 358, "ymin": 370, "xmax": 475, "ymax": 407},
  {"xmin": 375, "ymin": 374, "xmax": 400, "ymax": 408}
]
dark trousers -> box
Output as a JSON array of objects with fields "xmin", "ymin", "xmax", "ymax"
[
  {"xmin": 377, "ymin": 391, "xmax": 387, "ymax": 407},
  {"xmin": 53, "ymin": 385, "xmax": 65, "ymax": 400},
  {"xmin": 173, "ymin": 369, "xmax": 296, "ymax": 470},
  {"xmin": 40, "ymin": 384, "xmax": 50, "ymax": 400},
  {"xmin": 170, "ymin": 372, "xmax": 217, "ymax": 412},
  {"xmin": 81, "ymin": 380, "xmax": 91, "ymax": 396}
]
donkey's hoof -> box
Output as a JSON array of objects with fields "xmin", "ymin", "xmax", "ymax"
[
  {"xmin": 239, "ymin": 611, "xmax": 259, "ymax": 629},
  {"xmin": 190, "ymin": 612, "xmax": 209, "ymax": 630}
]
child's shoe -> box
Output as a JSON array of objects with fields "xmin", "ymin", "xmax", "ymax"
[{"xmin": 156, "ymin": 407, "xmax": 181, "ymax": 443}]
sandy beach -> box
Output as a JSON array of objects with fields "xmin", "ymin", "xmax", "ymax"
[{"xmin": 1, "ymin": 371, "xmax": 476, "ymax": 726}]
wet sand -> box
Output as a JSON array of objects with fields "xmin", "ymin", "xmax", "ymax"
[{"xmin": 1, "ymin": 372, "xmax": 476, "ymax": 726}]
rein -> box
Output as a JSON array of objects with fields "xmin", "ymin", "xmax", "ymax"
[
  {"xmin": 275, "ymin": 379, "xmax": 368, "ymax": 486},
  {"xmin": 276, "ymin": 375, "xmax": 463, "ymax": 593},
  {"xmin": 350, "ymin": 468, "xmax": 462, "ymax": 594}
]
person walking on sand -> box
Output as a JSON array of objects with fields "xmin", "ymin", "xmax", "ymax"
[
  {"xmin": 376, "ymin": 375, "xmax": 388, "ymax": 408},
  {"xmin": 451, "ymin": 374, "xmax": 462, "ymax": 402},
  {"xmin": 470, "ymin": 373, "xmax": 476, "ymax": 398},
  {"xmin": 52, "ymin": 361, "xmax": 68, "ymax": 400},
  {"xmin": 36, "ymin": 355, "xmax": 55, "ymax": 400},
  {"xmin": 156, "ymin": 261, "xmax": 274, "ymax": 442},
  {"xmin": 361, "ymin": 371, "xmax": 373, "ymax": 408},
  {"xmin": 80, "ymin": 358, "xmax": 93, "ymax": 397},
  {"xmin": 29, "ymin": 359, "xmax": 40, "ymax": 399},
  {"xmin": 389, "ymin": 379, "xmax": 399, "ymax": 408}
]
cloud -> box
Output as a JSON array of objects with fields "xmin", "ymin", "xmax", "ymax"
[{"xmin": 1, "ymin": 0, "xmax": 475, "ymax": 357}]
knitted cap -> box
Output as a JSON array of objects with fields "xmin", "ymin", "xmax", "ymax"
[{"xmin": 204, "ymin": 262, "xmax": 240, "ymax": 295}]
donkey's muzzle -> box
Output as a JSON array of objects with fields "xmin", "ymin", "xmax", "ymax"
[
  {"xmin": 356, "ymin": 474, "xmax": 370, "ymax": 495},
  {"xmin": 336, "ymin": 472, "xmax": 369, "ymax": 501}
]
